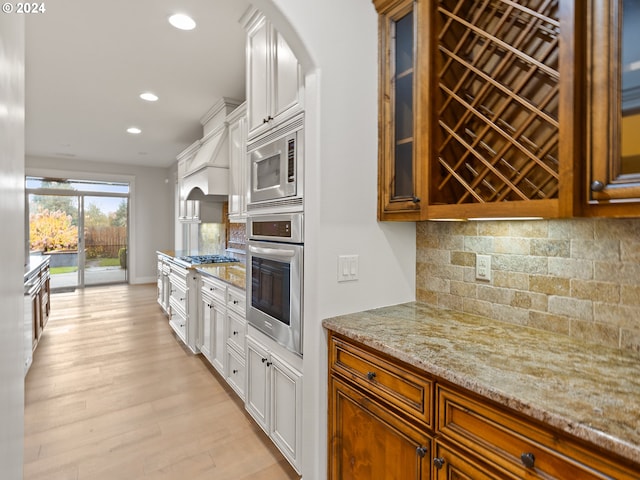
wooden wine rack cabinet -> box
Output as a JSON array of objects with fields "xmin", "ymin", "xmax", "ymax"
[{"xmin": 433, "ymin": 0, "xmax": 561, "ymax": 205}]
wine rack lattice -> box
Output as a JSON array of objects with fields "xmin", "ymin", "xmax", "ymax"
[{"xmin": 434, "ymin": 0, "xmax": 560, "ymax": 205}]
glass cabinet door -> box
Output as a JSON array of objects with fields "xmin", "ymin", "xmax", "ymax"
[
  {"xmin": 588, "ymin": 0, "xmax": 640, "ymax": 211},
  {"xmin": 376, "ymin": 0, "xmax": 425, "ymax": 220}
]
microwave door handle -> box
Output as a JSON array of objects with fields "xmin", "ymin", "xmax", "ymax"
[{"xmin": 249, "ymin": 245, "xmax": 296, "ymax": 258}]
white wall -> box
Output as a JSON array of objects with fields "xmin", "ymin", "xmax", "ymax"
[
  {"xmin": 252, "ymin": 1, "xmax": 416, "ymax": 478},
  {"xmin": 0, "ymin": 13, "xmax": 26, "ymax": 479},
  {"xmin": 26, "ymin": 156, "xmax": 174, "ymax": 283}
]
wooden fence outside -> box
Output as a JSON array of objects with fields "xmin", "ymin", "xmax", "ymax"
[{"xmin": 85, "ymin": 226, "xmax": 127, "ymax": 258}]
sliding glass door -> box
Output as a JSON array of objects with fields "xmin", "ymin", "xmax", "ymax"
[
  {"xmin": 28, "ymin": 192, "xmax": 80, "ymax": 290},
  {"xmin": 83, "ymin": 195, "xmax": 128, "ymax": 286},
  {"xmin": 26, "ymin": 177, "xmax": 129, "ymax": 291}
]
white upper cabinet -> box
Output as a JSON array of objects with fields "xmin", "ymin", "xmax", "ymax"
[
  {"xmin": 227, "ymin": 102, "xmax": 248, "ymax": 222},
  {"xmin": 244, "ymin": 9, "xmax": 303, "ymax": 139}
]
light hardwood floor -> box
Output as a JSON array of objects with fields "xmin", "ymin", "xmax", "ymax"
[{"xmin": 24, "ymin": 283, "xmax": 300, "ymax": 480}]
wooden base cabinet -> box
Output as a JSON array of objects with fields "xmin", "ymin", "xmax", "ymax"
[
  {"xmin": 330, "ymin": 375, "xmax": 431, "ymax": 479},
  {"xmin": 432, "ymin": 441, "xmax": 498, "ymax": 480},
  {"xmin": 329, "ymin": 333, "xmax": 434, "ymax": 479},
  {"xmin": 328, "ymin": 332, "xmax": 640, "ymax": 480}
]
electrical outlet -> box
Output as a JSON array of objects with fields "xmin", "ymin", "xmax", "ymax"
[
  {"xmin": 476, "ymin": 254, "xmax": 491, "ymax": 281},
  {"xmin": 338, "ymin": 255, "xmax": 359, "ymax": 282}
]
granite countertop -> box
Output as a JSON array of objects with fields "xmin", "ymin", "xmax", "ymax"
[
  {"xmin": 197, "ymin": 264, "xmax": 246, "ymax": 291},
  {"xmin": 157, "ymin": 250, "xmax": 246, "ymax": 290},
  {"xmin": 322, "ymin": 302, "xmax": 640, "ymax": 465}
]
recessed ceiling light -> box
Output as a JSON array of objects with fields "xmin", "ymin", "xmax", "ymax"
[
  {"xmin": 127, "ymin": 127, "xmax": 142, "ymax": 134},
  {"xmin": 140, "ymin": 92, "xmax": 158, "ymax": 102},
  {"xmin": 169, "ymin": 13, "xmax": 196, "ymax": 30}
]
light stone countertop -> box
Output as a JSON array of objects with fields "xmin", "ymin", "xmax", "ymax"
[
  {"xmin": 197, "ymin": 264, "xmax": 246, "ymax": 291},
  {"xmin": 156, "ymin": 250, "xmax": 246, "ymax": 290},
  {"xmin": 322, "ymin": 302, "xmax": 640, "ymax": 466}
]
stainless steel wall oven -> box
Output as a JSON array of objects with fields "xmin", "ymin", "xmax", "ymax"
[{"xmin": 247, "ymin": 213, "xmax": 303, "ymax": 356}]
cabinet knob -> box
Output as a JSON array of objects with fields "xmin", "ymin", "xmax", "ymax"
[
  {"xmin": 266, "ymin": 361, "xmax": 272, "ymax": 367},
  {"xmin": 233, "ymin": 330, "xmax": 239, "ymax": 335},
  {"xmin": 366, "ymin": 371, "xmax": 376, "ymax": 381},
  {"xmin": 233, "ymin": 369, "xmax": 238, "ymax": 374},
  {"xmin": 433, "ymin": 457, "xmax": 445, "ymax": 470},
  {"xmin": 412, "ymin": 196, "xmax": 421, "ymax": 203},
  {"xmin": 591, "ymin": 180, "xmax": 605, "ymax": 192},
  {"xmin": 521, "ymin": 452, "xmax": 535, "ymax": 468},
  {"xmin": 233, "ymin": 300, "xmax": 239, "ymax": 305},
  {"xmin": 416, "ymin": 446, "xmax": 428, "ymax": 458},
  {"xmin": 261, "ymin": 358, "xmax": 268, "ymax": 363}
]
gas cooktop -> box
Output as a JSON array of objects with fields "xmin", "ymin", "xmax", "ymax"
[{"xmin": 179, "ymin": 254, "xmax": 239, "ymax": 265}]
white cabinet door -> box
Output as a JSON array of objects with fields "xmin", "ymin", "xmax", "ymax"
[
  {"xmin": 245, "ymin": 11, "xmax": 302, "ymax": 139},
  {"xmin": 210, "ymin": 300, "xmax": 226, "ymax": 376},
  {"xmin": 228, "ymin": 105, "xmax": 247, "ymax": 220},
  {"xmin": 246, "ymin": 337, "xmax": 270, "ymax": 433},
  {"xmin": 273, "ymin": 30, "xmax": 300, "ymax": 121},
  {"xmin": 247, "ymin": 16, "xmax": 270, "ymax": 135},
  {"xmin": 245, "ymin": 336, "xmax": 302, "ymax": 473},
  {"xmin": 270, "ymin": 353, "xmax": 302, "ymax": 472},
  {"xmin": 199, "ymin": 294, "xmax": 214, "ymax": 362}
]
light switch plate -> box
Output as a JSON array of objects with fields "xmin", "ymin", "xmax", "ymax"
[
  {"xmin": 476, "ymin": 254, "xmax": 491, "ymax": 281},
  {"xmin": 338, "ymin": 255, "xmax": 359, "ymax": 282}
]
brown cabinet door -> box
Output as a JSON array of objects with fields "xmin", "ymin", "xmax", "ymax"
[
  {"xmin": 329, "ymin": 376, "xmax": 430, "ymax": 480},
  {"xmin": 432, "ymin": 441, "xmax": 501, "ymax": 480},
  {"xmin": 587, "ymin": 0, "xmax": 640, "ymax": 215},
  {"xmin": 375, "ymin": 0, "xmax": 427, "ymax": 221}
]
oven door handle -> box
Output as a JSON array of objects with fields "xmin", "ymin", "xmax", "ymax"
[{"xmin": 249, "ymin": 245, "xmax": 296, "ymax": 258}]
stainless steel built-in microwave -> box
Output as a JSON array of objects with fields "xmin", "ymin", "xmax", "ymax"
[{"xmin": 248, "ymin": 124, "xmax": 303, "ymax": 210}]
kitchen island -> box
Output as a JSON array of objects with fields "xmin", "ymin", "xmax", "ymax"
[
  {"xmin": 24, "ymin": 255, "xmax": 51, "ymax": 375},
  {"xmin": 323, "ymin": 302, "xmax": 640, "ymax": 478}
]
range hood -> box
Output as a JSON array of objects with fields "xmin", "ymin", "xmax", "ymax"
[
  {"xmin": 181, "ymin": 127, "xmax": 229, "ymax": 201},
  {"xmin": 178, "ymin": 97, "xmax": 241, "ymax": 202}
]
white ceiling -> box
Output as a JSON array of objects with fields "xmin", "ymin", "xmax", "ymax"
[{"xmin": 25, "ymin": 0, "xmax": 250, "ymax": 169}]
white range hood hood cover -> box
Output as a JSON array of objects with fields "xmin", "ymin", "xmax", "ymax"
[{"xmin": 181, "ymin": 128, "xmax": 230, "ymax": 201}]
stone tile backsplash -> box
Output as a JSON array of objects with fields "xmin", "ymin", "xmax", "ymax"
[{"xmin": 416, "ymin": 218, "xmax": 640, "ymax": 352}]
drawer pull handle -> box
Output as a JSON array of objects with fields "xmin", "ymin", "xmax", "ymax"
[
  {"xmin": 266, "ymin": 361, "xmax": 272, "ymax": 367},
  {"xmin": 521, "ymin": 452, "xmax": 535, "ymax": 468},
  {"xmin": 366, "ymin": 371, "xmax": 376, "ymax": 381},
  {"xmin": 433, "ymin": 457, "xmax": 445, "ymax": 470},
  {"xmin": 416, "ymin": 446, "xmax": 427, "ymax": 458}
]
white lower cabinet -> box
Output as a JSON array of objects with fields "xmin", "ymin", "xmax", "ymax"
[
  {"xmin": 168, "ymin": 267, "xmax": 189, "ymax": 344},
  {"xmin": 199, "ymin": 276, "xmax": 228, "ymax": 376},
  {"xmin": 245, "ymin": 335, "xmax": 302, "ymax": 474},
  {"xmin": 156, "ymin": 255, "xmax": 171, "ymax": 314},
  {"xmin": 226, "ymin": 345, "xmax": 246, "ymax": 400},
  {"xmin": 199, "ymin": 291, "xmax": 225, "ymax": 370}
]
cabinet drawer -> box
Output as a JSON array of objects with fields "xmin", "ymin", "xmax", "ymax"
[
  {"xmin": 227, "ymin": 286, "xmax": 245, "ymax": 316},
  {"xmin": 226, "ymin": 346, "xmax": 245, "ymax": 400},
  {"xmin": 437, "ymin": 385, "xmax": 637, "ymax": 480},
  {"xmin": 201, "ymin": 276, "xmax": 226, "ymax": 304},
  {"xmin": 169, "ymin": 282, "xmax": 188, "ymax": 315},
  {"xmin": 330, "ymin": 334, "xmax": 434, "ymax": 429},
  {"xmin": 169, "ymin": 311, "xmax": 187, "ymax": 340},
  {"xmin": 226, "ymin": 310, "xmax": 246, "ymax": 354}
]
